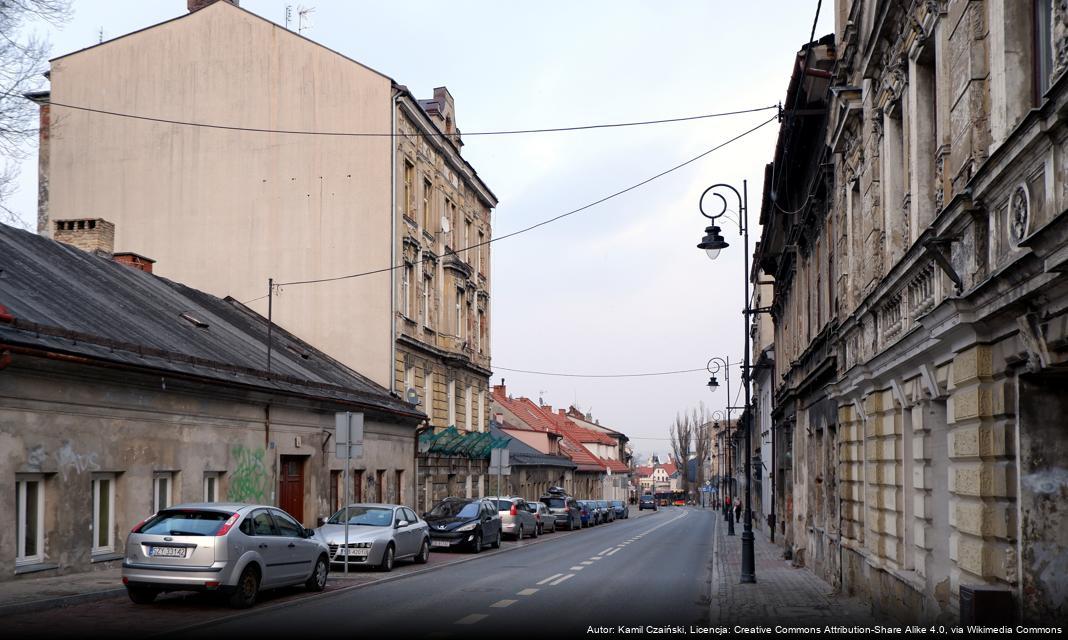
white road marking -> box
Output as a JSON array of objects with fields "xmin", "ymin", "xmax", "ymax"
[
  {"xmin": 580, "ymin": 561, "xmax": 593, "ymax": 565},
  {"xmin": 590, "ymin": 556, "xmax": 603, "ymax": 560},
  {"xmin": 537, "ymin": 573, "xmax": 563, "ymax": 585},
  {"xmin": 455, "ymin": 614, "xmax": 488, "ymax": 625},
  {"xmin": 490, "ymin": 599, "xmax": 517, "ymax": 608},
  {"xmin": 570, "ymin": 566, "xmax": 584, "ymax": 571},
  {"xmin": 606, "ymin": 547, "xmax": 621, "ymax": 556},
  {"xmin": 598, "ymin": 547, "xmax": 614, "ymax": 555},
  {"xmin": 517, "ymin": 588, "xmax": 539, "ymax": 596},
  {"xmin": 550, "ymin": 573, "xmax": 575, "ymax": 586}
]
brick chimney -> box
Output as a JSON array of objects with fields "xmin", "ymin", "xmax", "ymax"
[
  {"xmin": 54, "ymin": 218, "xmax": 114, "ymax": 255},
  {"xmin": 188, "ymin": 0, "xmax": 239, "ymax": 12},
  {"xmin": 113, "ymin": 252, "xmax": 156, "ymax": 274}
]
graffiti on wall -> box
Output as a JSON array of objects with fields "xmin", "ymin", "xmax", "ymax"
[
  {"xmin": 229, "ymin": 445, "xmax": 271, "ymax": 503},
  {"xmin": 56, "ymin": 441, "xmax": 100, "ymax": 481}
]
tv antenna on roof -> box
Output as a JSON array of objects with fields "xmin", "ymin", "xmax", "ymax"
[
  {"xmin": 284, "ymin": 5, "xmax": 292, "ymax": 29},
  {"xmin": 297, "ymin": 5, "xmax": 315, "ymax": 34},
  {"xmin": 538, "ymin": 390, "xmax": 547, "ymax": 406}
]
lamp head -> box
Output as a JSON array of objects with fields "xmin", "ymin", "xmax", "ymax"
[
  {"xmin": 707, "ymin": 375, "xmax": 719, "ymax": 392},
  {"xmin": 697, "ymin": 225, "xmax": 729, "ymax": 260}
]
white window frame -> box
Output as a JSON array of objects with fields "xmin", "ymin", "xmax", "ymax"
[
  {"xmin": 92, "ymin": 473, "xmax": 116, "ymax": 554},
  {"xmin": 455, "ymin": 286, "xmax": 464, "ymax": 338},
  {"xmin": 402, "ymin": 263, "xmax": 412, "ymax": 318},
  {"xmin": 153, "ymin": 472, "xmax": 173, "ymax": 513},
  {"xmin": 465, "ymin": 385, "xmax": 473, "ymax": 431},
  {"xmin": 203, "ymin": 472, "xmax": 220, "ymax": 503},
  {"xmin": 448, "ymin": 380, "xmax": 457, "ymax": 427},
  {"xmin": 16, "ymin": 475, "xmax": 45, "ymax": 566},
  {"xmin": 423, "ymin": 274, "xmax": 433, "ymax": 328},
  {"xmin": 404, "ymin": 366, "xmax": 415, "ymax": 394}
]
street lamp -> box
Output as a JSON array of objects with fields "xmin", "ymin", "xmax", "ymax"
[
  {"xmin": 697, "ymin": 181, "xmax": 756, "ymax": 584},
  {"xmin": 707, "ymin": 359, "xmax": 734, "ymax": 536}
]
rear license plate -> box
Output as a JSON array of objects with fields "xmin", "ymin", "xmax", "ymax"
[
  {"xmin": 149, "ymin": 546, "xmax": 187, "ymax": 558},
  {"xmin": 431, "ymin": 540, "xmax": 451, "ymax": 548}
]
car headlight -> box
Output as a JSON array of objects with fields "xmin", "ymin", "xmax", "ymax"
[
  {"xmin": 456, "ymin": 522, "xmax": 477, "ymax": 532},
  {"xmin": 339, "ymin": 542, "xmax": 372, "ymax": 548}
]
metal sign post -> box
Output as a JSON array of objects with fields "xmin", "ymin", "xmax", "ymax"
[
  {"xmin": 489, "ymin": 448, "xmax": 509, "ymax": 496},
  {"xmin": 335, "ymin": 411, "xmax": 364, "ymax": 575}
]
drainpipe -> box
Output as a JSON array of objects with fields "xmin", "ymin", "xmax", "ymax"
[{"xmin": 390, "ymin": 87, "xmax": 400, "ymax": 394}]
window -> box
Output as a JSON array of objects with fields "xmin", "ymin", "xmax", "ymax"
[
  {"xmin": 479, "ymin": 390, "xmax": 486, "ymax": 433},
  {"xmin": 424, "ymin": 371, "xmax": 434, "ymax": 419},
  {"xmin": 477, "ymin": 309, "xmax": 485, "ymax": 354},
  {"xmin": 250, "ymin": 509, "xmax": 277, "ymax": 536},
  {"xmin": 394, "ymin": 470, "xmax": 405, "ymax": 505},
  {"xmin": 423, "ymin": 274, "xmax": 433, "ymax": 328},
  {"xmin": 353, "ymin": 469, "xmax": 364, "ymax": 502},
  {"xmin": 92, "ymin": 474, "xmax": 115, "ymax": 554},
  {"xmin": 448, "ymin": 380, "xmax": 457, "ymax": 426},
  {"xmin": 464, "ymin": 219, "xmax": 472, "ymax": 253},
  {"xmin": 402, "ymin": 263, "xmax": 413, "ymax": 318},
  {"xmin": 465, "ymin": 385, "xmax": 473, "ymax": 431},
  {"xmin": 203, "ymin": 472, "xmax": 220, "ymax": 502},
  {"xmin": 444, "ymin": 197, "xmax": 453, "ymax": 247},
  {"xmin": 404, "ymin": 365, "xmax": 415, "ymax": 395},
  {"xmin": 376, "ymin": 470, "xmax": 387, "ymax": 502},
  {"xmin": 422, "ymin": 179, "xmax": 433, "ymax": 231},
  {"xmin": 477, "ymin": 231, "xmax": 485, "ymax": 274},
  {"xmin": 403, "ymin": 160, "xmax": 414, "ymax": 218},
  {"xmin": 1033, "ymin": 0, "xmax": 1053, "ymax": 104},
  {"xmin": 16, "ymin": 476, "xmax": 44, "ymax": 565},
  {"xmin": 450, "ymin": 201, "xmax": 459, "ymax": 245},
  {"xmin": 271, "ymin": 509, "xmax": 304, "ymax": 537},
  {"xmin": 153, "ymin": 472, "xmax": 173, "ymax": 513},
  {"xmin": 329, "ymin": 470, "xmax": 341, "ymax": 512},
  {"xmin": 455, "ymin": 286, "xmax": 464, "ymax": 338}
]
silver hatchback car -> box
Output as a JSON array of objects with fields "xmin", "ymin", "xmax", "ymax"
[{"xmin": 122, "ymin": 503, "xmax": 329, "ymax": 608}]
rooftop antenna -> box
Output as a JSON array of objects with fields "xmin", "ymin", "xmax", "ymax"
[
  {"xmin": 538, "ymin": 390, "xmax": 547, "ymax": 406},
  {"xmin": 297, "ymin": 5, "xmax": 315, "ymax": 34},
  {"xmin": 284, "ymin": 5, "xmax": 292, "ymax": 29},
  {"xmin": 98, "ymin": 27, "xmax": 104, "ymax": 43}
]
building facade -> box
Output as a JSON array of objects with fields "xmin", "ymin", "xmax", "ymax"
[
  {"xmin": 0, "ymin": 222, "xmax": 422, "ymax": 581},
  {"xmin": 756, "ymin": 0, "xmax": 1068, "ymax": 625},
  {"xmin": 30, "ymin": 0, "xmax": 498, "ymax": 511}
]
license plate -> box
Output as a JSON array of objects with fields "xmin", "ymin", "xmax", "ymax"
[
  {"xmin": 341, "ymin": 548, "xmax": 368, "ymax": 557},
  {"xmin": 149, "ymin": 546, "xmax": 186, "ymax": 558},
  {"xmin": 431, "ymin": 540, "xmax": 451, "ymax": 548}
]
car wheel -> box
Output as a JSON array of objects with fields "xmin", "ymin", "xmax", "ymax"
[
  {"xmin": 491, "ymin": 529, "xmax": 501, "ymax": 549},
  {"xmin": 533, "ymin": 523, "xmax": 540, "ymax": 538},
  {"xmin": 415, "ymin": 539, "xmax": 430, "ymax": 564},
  {"xmin": 126, "ymin": 587, "xmax": 158, "ymax": 605},
  {"xmin": 378, "ymin": 544, "xmax": 395, "ymax": 572},
  {"xmin": 517, "ymin": 525, "xmax": 524, "ymax": 540},
  {"xmin": 227, "ymin": 565, "xmax": 260, "ymax": 609},
  {"xmin": 305, "ymin": 554, "xmax": 328, "ymax": 592},
  {"xmin": 471, "ymin": 531, "xmax": 483, "ymax": 554}
]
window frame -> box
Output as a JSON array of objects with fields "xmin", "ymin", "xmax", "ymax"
[
  {"xmin": 16, "ymin": 475, "xmax": 45, "ymax": 566},
  {"xmin": 92, "ymin": 473, "xmax": 116, "ymax": 555},
  {"xmin": 402, "ymin": 262, "xmax": 413, "ymax": 319},
  {"xmin": 153, "ymin": 472, "xmax": 173, "ymax": 514},
  {"xmin": 422, "ymin": 178, "xmax": 433, "ymax": 231},
  {"xmin": 203, "ymin": 472, "xmax": 220, "ymax": 503},
  {"xmin": 403, "ymin": 160, "xmax": 415, "ymax": 219},
  {"xmin": 422, "ymin": 273, "xmax": 433, "ymax": 328}
]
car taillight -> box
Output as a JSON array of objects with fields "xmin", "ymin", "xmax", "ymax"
[
  {"xmin": 509, "ymin": 504, "xmax": 517, "ymax": 516},
  {"xmin": 214, "ymin": 512, "xmax": 240, "ymax": 536},
  {"xmin": 130, "ymin": 517, "xmax": 150, "ymax": 533}
]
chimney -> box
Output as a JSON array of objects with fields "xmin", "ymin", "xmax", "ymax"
[
  {"xmin": 492, "ymin": 379, "xmax": 506, "ymax": 397},
  {"xmin": 113, "ymin": 252, "xmax": 156, "ymax": 274},
  {"xmin": 188, "ymin": 0, "xmax": 239, "ymax": 12},
  {"xmin": 54, "ymin": 218, "xmax": 114, "ymax": 255}
]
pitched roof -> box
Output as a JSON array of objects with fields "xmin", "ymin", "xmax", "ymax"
[
  {"xmin": 493, "ymin": 389, "xmax": 605, "ymax": 472},
  {"xmin": 0, "ymin": 223, "xmax": 422, "ymax": 420},
  {"xmin": 635, "ymin": 465, "xmax": 655, "ymax": 477},
  {"xmin": 489, "ymin": 423, "xmax": 576, "ymax": 469}
]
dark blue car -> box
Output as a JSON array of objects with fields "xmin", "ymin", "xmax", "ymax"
[
  {"xmin": 611, "ymin": 500, "xmax": 629, "ymax": 519},
  {"xmin": 577, "ymin": 501, "xmax": 595, "ymax": 527}
]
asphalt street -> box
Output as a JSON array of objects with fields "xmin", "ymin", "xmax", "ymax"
[{"xmin": 179, "ymin": 507, "xmax": 717, "ymax": 638}]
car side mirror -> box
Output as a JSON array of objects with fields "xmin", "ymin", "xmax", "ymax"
[
  {"xmin": 316, "ymin": 516, "xmax": 326, "ymax": 527},
  {"xmin": 396, "ymin": 520, "xmax": 408, "ymax": 529},
  {"xmin": 421, "ymin": 512, "xmax": 429, "ymax": 519},
  {"xmin": 303, "ymin": 527, "xmax": 315, "ymax": 538}
]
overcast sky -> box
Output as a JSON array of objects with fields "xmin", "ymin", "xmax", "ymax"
[{"xmin": 7, "ymin": 1, "xmax": 833, "ymax": 459}]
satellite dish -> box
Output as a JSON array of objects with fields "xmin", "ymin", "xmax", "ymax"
[
  {"xmin": 406, "ymin": 387, "xmax": 419, "ymax": 406},
  {"xmin": 440, "ymin": 215, "xmax": 451, "ymax": 234}
]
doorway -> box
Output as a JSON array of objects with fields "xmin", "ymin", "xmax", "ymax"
[{"xmin": 278, "ymin": 456, "xmax": 305, "ymax": 523}]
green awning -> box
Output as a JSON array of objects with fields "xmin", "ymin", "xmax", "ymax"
[{"xmin": 419, "ymin": 426, "xmax": 510, "ymax": 460}]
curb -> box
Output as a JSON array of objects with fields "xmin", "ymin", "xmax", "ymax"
[
  {"xmin": 151, "ymin": 511, "xmax": 664, "ymax": 639},
  {"xmin": 0, "ymin": 587, "xmax": 127, "ymax": 618}
]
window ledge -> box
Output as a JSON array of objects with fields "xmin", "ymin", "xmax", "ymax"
[
  {"xmin": 14, "ymin": 562, "xmax": 58, "ymax": 575},
  {"xmin": 91, "ymin": 552, "xmax": 123, "ymax": 564}
]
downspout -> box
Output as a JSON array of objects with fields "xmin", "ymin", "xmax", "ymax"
[
  {"xmin": 390, "ymin": 86, "xmax": 400, "ymax": 394},
  {"xmin": 414, "ymin": 421, "xmax": 431, "ymax": 512}
]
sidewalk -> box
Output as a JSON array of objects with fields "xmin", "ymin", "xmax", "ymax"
[
  {"xmin": 0, "ymin": 567, "xmax": 125, "ymax": 617},
  {"xmin": 709, "ymin": 514, "xmax": 877, "ymax": 626}
]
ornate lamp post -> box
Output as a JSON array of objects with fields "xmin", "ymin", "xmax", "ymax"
[
  {"xmin": 707, "ymin": 360, "xmax": 734, "ymax": 536},
  {"xmin": 697, "ymin": 181, "xmax": 756, "ymax": 584}
]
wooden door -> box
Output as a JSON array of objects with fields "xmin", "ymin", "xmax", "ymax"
[{"xmin": 278, "ymin": 456, "xmax": 304, "ymax": 523}]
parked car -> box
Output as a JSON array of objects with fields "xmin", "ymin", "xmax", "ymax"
[
  {"xmin": 598, "ymin": 500, "xmax": 615, "ymax": 522},
  {"xmin": 526, "ymin": 501, "xmax": 557, "ymax": 534},
  {"xmin": 639, "ymin": 495, "xmax": 658, "ymax": 511},
  {"xmin": 488, "ymin": 496, "xmax": 538, "ymax": 539},
  {"xmin": 540, "ymin": 490, "xmax": 581, "ymax": 531},
  {"xmin": 611, "ymin": 500, "xmax": 629, "ymax": 519},
  {"xmin": 122, "ymin": 503, "xmax": 329, "ymax": 609},
  {"xmin": 315, "ymin": 504, "xmax": 429, "ymax": 572},
  {"xmin": 578, "ymin": 500, "xmax": 599, "ymax": 526},
  {"xmin": 423, "ymin": 497, "xmax": 501, "ymax": 553}
]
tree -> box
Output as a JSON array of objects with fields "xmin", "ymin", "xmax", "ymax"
[
  {"xmin": 0, "ymin": 0, "xmax": 70, "ymax": 225},
  {"xmin": 671, "ymin": 404, "xmax": 715, "ymax": 501}
]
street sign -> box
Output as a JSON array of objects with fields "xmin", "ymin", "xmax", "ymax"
[
  {"xmin": 335, "ymin": 412, "xmax": 364, "ymax": 459},
  {"xmin": 488, "ymin": 448, "xmax": 510, "ymax": 475}
]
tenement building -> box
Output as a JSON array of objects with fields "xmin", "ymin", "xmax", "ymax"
[
  {"xmin": 28, "ymin": 0, "xmax": 498, "ymax": 512},
  {"xmin": 756, "ymin": 0, "xmax": 1068, "ymax": 625}
]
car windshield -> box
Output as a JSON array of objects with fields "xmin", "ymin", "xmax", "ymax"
[
  {"xmin": 640, "ymin": 496, "xmax": 653, "ymax": 502},
  {"xmin": 140, "ymin": 510, "xmax": 232, "ymax": 536},
  {"xmin": 543, "ymin": 498, "xmax": 566, "ymax": 508},
  {"xmin": 327, "ymin": 506, "xmax": 393, "ymax": 526},
  {"xmin": 428, "ymin": 500, "xmax": 479, "ymax": 519},
  {"xmin": 612, "ymin": 501, "xmax": 623, "ymax": 507}
]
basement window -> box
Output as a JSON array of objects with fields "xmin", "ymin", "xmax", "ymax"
[{"xmin": 179, "ymin": 312, "xmax": 209, "ymax": 329}]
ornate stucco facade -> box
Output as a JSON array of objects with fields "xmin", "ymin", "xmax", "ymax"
[{"xmin": 757, "ymin": 0, "xmax": 1068, "ymax": 625}]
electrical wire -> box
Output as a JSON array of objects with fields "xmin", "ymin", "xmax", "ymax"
[
  {"xmin": 493, "ymin": 366, "xmax": 707, "ymax": 378},
  {"xmin": 41, "ymin": 100, "xmax": 778, "ymax": 138},
  {"xmin": 276, "ymin": 113, "xmax": 779, "ymax": 287}
]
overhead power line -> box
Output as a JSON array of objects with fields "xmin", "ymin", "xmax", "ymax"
[
  {"xmin": 41, "ymin": 100, "xmax": 778, "ymax": 138},
  {"xmin": 276, "ymin": 113, "xmax": 779, "ymax": 288},
  {"xmin": 493, "ymin": 360, "xmax": 745, "ymax": 378}
]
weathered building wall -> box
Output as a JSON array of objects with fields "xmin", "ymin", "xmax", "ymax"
[{"xmin": 0, "ymin": 358, "xmax": 413, "ymax": 582}]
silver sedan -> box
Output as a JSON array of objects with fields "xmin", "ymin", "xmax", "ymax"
[{"xmin": 315, "ymin": 504, "xmax": 429, "ymax": 572}]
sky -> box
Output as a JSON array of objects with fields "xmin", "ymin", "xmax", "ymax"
[{"xmin": 6, "ymin": 1, "xmax": 834, "ymax": 459}]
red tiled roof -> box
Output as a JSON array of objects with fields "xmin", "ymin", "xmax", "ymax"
[
  {"xmin": 635, "ymin": 465, "xmax": 655, "ymax": 477},
  {"xmin": 600, "ymin": 458, "xmax": 630, "ymax": 473},
  {"xmin": 661, "ymin": 463, "xmax": 678, "ymax": 476}
]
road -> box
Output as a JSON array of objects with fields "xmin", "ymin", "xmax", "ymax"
[
  {"xmin": 1, "ymin": 507, "xmax": 717, "ymax": 638},
  {"xmin": 181, "ymin": 506, "xmax": 716, "ymax": 637}
]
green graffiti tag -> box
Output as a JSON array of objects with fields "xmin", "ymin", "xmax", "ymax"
[{"xmin": 229, "ymin": 445, "xmax": 271, "ymax": 503}]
